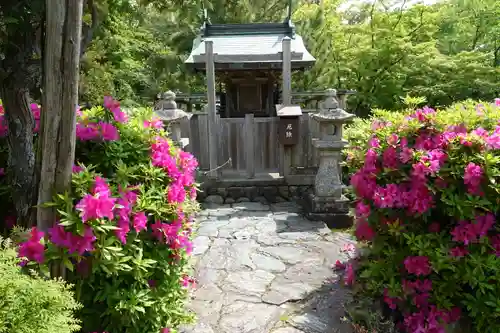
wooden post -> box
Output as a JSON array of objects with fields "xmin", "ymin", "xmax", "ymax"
[
  {"xmin": 245, "ymin": 114, "xmax": 255, "ymax": 179},
  {"xmin": 39, "ymin": 0, "xmax": 84, "ymax": 278},
  {"xmin": 39, "ymin": 0, "xmax": 83, "ymax": 233},
  {"xmin": 282, "ymin": 37, "xmax": 292, "ymax": 106},
  {"xmin": 281, "ymin": 37, "xmax": 293, "ymax": 179},
  {"xmin": 205, "ymin": 40, "xmax": 218, "ymax": 178}
]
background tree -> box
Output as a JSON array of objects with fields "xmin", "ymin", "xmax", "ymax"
[
  {"xmin": 0, "ymin": 1, "xmax": 45, "ymax": 226},
  {"xmin": 293, "ymin": 0, "xmax": 499, "ymax": 116},
  {"xmin": 0, "ymin": 0, "xmax": 99, "ymax": 226}
]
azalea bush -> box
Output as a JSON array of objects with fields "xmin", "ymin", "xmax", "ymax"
[
  {"xmin": 0, "ymin": 235, "xmax": 81, "ymax": 333},
  {"xmin": 13, "ymin": 97, "xmax": 199, "ymax": 333},
  {"xmin": 342, "ymin": 99, "xmax": 500, "ymax": 333}
]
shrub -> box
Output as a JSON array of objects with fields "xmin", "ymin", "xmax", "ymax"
[
  {"xmin": 0, "ymin": 235, "xmax": 81, "ymax": 333},
  {"xmin": 343, "ymin": 99, "xmax": 500, "ymax": 333},
  {"xmin": 14, "ymin": 96, "xmax": 199, "ymax": 333}
]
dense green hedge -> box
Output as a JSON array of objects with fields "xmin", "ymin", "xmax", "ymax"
[{"xmin": 0, "ymin": 236, "xmax": 81, "ymax": 333}]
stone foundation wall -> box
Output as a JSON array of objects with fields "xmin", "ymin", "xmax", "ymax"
[{"xmin": 198, "ymin": 185, "xmax": 313, "ymax": 205}]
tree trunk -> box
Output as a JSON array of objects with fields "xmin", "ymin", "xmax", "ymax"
[
  {"xmin": 38, "ymin": 0, "xmax": 84, "ymax": 233},
  {"xmin": 0, "ymin": 80, "xmax": 37, "ymax": 228}
]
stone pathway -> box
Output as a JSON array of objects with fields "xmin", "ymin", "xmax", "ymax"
[{"xmin": 180, "ymin": 201, "xmax": 355, "ymax": 333}]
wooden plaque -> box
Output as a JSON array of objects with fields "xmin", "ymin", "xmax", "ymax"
[{"xmin": 278, "ymin": 117, "xmax": 300, "ymax": 146}]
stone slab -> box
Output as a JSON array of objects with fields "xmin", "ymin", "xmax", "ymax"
[{"xmin": 184, "ymin": 200, "xmax": 356, "ymax": 333}]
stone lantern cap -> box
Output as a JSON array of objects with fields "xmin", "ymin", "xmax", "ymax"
[
  {"xmin": 311, "ymin": 89, "xmax": 355, "ymax": 123},
  {"xmin": 154, "ymin": 91, "xmax": 192, "ymax": 122}
]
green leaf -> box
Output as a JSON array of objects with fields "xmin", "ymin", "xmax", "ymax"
[{"xmin": 63, "ymin": 257, "xmax": 74, "ymax": 272}]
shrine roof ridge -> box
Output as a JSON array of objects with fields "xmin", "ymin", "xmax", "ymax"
[{"xmin": 202, "ymin": 20, "xmax": 295, "ymax": 37}]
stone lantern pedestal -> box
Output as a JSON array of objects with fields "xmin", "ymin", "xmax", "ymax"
[
  {"xmin": 305, "ymin": 89, "xmax": 355, "ymax": 228},
  {"xmin": 154, "ymin": 91, "xmax": 191, "ymax": 148}
]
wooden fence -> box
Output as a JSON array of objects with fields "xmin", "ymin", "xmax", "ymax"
[{"xmin": 180, "ymin": 112, "xmax": 321, "ymax": 179}]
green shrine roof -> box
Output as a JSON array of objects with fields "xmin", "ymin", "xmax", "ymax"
[{"xmin": 185, "ymin": 20, "xmax": 316, "ymax": 70}]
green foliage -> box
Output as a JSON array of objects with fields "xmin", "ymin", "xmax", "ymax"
[
  {"xmin": 80, "ymin": 6, "xmax": 199, "ymax": 105},
  {"xmin": 0, "ymin": 236, "xmax": 81, "ymax": 333},
  {"xmin": 344, "ymin": 295, "xmax": 398, "ymax": 333},
  {"xmin": 292, "ymin": 0, "xmax": 499, "ymax": 115},
  {"xmin": 345, "ymin": 99, "xmax": 500, "ymax": 332},
  {"xmin": 79, "ymin": 0, "xmax": 293, "ymax": 105}
]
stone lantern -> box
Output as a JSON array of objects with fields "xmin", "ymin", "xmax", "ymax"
[
  {"xmin": 154, "ymin": 91, "xmax": 192, "ymax": 148},
  {"xmin": 305, "ymin": 89, "xmax": 356, "ymax": 228}
]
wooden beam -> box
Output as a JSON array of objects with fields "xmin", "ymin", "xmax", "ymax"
[
  {"xmin": 282, "ymin": 37, "xmax": 292, "ymax": 106},
  {"xmin": 205, "ymin": 41, "xmax": 218, "ymax": 179},
  {"xmin": 244, "ymin": 114, "xmax": 255, "ymax": 179}
]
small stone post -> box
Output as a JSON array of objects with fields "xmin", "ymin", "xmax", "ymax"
[
  {"xmin": 305, "ymin": 89, "xmax": 355, "ymax": 228},
  {"xmin": 153, "ymin": 91, "xmax": 191, "ymax": 148}
]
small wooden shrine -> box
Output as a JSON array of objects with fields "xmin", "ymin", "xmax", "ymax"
[{"xmin": 185, "ymin": 14, "xmax": 315, "ymax": 118}]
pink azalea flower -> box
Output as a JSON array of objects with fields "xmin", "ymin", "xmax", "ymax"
[
  {"xmin": 167, "ymin": 182, "xmax": 186, "ymax": 203},
  {"xmin": 450, "ymin": 213, "xmax": 494, "ymax": 245},
  {"xmin": 115, "ymin": 217, "xmax": 130, "ymax": 244},
  {"xmin": 72, "ymin": 164, "xmax": 84, "ymax": 173},
  {"xmin": 382, "ymin": 146, "xmax": 398, "ymax": 169},
  {"xmin": 48, "ymin": 224, "xmax": 72, "ymax": 248},
  {"xmin": 345, "ymin": 263, "xmax": 355, "ymax": 286},
  {"xmin": 355, "ymin": 220, "xmax": 375, "ymax": 241},
  {"xmin": 76, "ymin": 122, "xmax": 100, "ymax": 141},
  {"xmin": 409, "ymin": 106, "xmax": 436, "ymax": 122},
  {"xmin": 383, "ymin": 289, "xmax": 398, "ymax": 310},
  {"xmin": 403, "ymin": 256, "xmax": 432, "ymax": 276},
  {"xmin": 490, "ymin": 235, "xmax": 500, "ymax": 257},
  {"xmin": 450, "ymin": 246, "xmax": 469, "ymax": 258},
  {"xmin": 18, "ymin": 227, "xmax": 45, "ymax": 265},
  {"xmin": 386, "ymin": 133, "xmax": 399, "ymax": 146},
  {"xmin": 99, "ymin": 122, "xmax": 120, "ymax": 141},
  {"xmin": 144, "ymin": 118, "xmax": 164, "ymax": 129},
  {"xmin": 133, "ymin": 212, "xmax": 148, "ymax": 233},
  {"xmin": 92, "ymin": 176, "xmax": 111, "ymax": 196},
  {"xmin": 111, "ymin": 108, "xmax": 128, "ymax": 123},
  {"xmin": 49, "ymin": 224, "xmax": 96, "ymax": 255},
  {"xmin": 76, "ymin": 192, "xmax": 116, "ymax": 222},
  {"xmin": 341, "ymin": 243, "xmax": 356, "ymax": 253},
  {"xmin": 368, "ymin": 137, "xmax": 380, "ymax": 148},
  {"xmin": 103, "ymin": 96, "xmax": 128, "ymax": 123},
  {"xmin": 464, "ymin": 162, "xmax": 483, "ymax": 195},
  {"xmin": 181, "ymin": 275, "xmax": 197, "ymax": 288},
  {"xmin": 333, "ymin": 260, "xmax": 346, "ymax": 270},
  {"xmin": 70, "ymin": 226, "xmax": 97, "ymax": 255}
]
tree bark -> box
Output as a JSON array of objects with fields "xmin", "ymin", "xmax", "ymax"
[
  {"xmin": 38, "ymin": 0, "xmax": 83, "ymax": 233},
  {"xmin": 0, "ymin": 80, "xmax": 37, "ymax": 228}
]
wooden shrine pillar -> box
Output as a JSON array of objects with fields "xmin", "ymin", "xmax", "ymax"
[
  {"xmin": 279, "ymin": 36, "xmax": 294, "ymax": 179},
  {"xmin": 282, "ymin": 37, "xmax": 292, "ymax": 106},
  {"xmin": 205, "ymin": 40, "xmax": 219, "ymax": 178}
]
